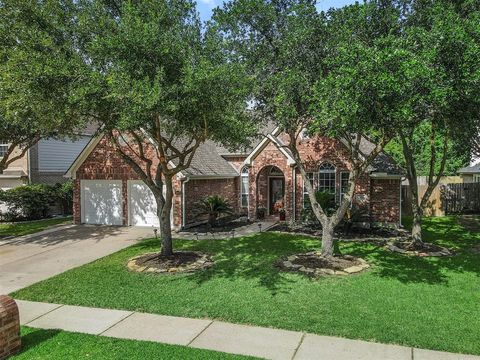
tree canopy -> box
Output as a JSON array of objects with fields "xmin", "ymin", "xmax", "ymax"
[{"xmin": 0, "ymin": 0, "xmax": 87, "ymax": 172}]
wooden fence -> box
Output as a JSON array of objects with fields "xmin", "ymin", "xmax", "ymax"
[
  {"xmin": 440, "ymin": 182, "xmax": 480, "ymax": 215},
  {"xmin": 402, "ymin": 182, "xmax": 480, "ymax": 216}
]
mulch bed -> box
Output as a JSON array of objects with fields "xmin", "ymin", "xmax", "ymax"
[
  {"xmin": 276, "ymin": 252, "xmax": 369, "ymax": 277},
  {"xmin": 180, "ymin": 219, "xmax": 251, "ymax": 234},
  {"xmin": 269, "ymin": 222, "xmax": 408, "ymax": 242},
  {"xmin": 386, "ymin": 240, "xmax": 453, "ymax": 257},
  {"xmin": 127, "ymin": 251, "xmax": 213, "ymax": 274}
]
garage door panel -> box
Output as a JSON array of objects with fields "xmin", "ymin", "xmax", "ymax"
[
  {"xmin": 82, "ymin": 180, "xmax": 123, "ymax": 225},
  {"xmin": 129, "ymin": 182, "xmax": 160, "ymax": 227}
]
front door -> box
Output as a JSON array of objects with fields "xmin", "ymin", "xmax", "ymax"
[{"xmin": 269, "ymin": 178, "xmax": 285, "ymax": 214}]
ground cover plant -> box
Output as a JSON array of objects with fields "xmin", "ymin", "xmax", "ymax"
[
  {"xmin": 13, "ymin": 327, "xmax": 256, "ymax": 360},
  {"xmin": 12, "ymin": 216, "xmax": 480, "ymax": 355},
  {"xmin": 0, "ymin": 217, "xmax": 72, "ymax": 238}
]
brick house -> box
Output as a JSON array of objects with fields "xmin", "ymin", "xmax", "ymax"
[{"xmin": 65, "ymin": 126, "xmax": 403, "ymax": 230}]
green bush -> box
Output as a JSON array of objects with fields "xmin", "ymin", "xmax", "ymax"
[
  {"xmin": 301, "ymin": 190, "xmax": 337, "ymax": 225},
  {"xmin": 0, "ymin": 181, "xmax": 74, "ymax": 221},
  {"xmin": 54, "ymin": 181, "xmax": 74, "ymax": 215},
  {"xmin": 194, "ymin": 195, "xmax": 233, "ymax": 227}
]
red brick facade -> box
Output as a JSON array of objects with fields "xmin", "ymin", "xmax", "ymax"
[
  {"xmin": 244, "ymin": 135, "xmax": 401, "ymax": 224},
  {"xmin": 72, "ymin": 133, "xmax": 401, "ymax": 229},
  {"xmin": 0, "ymin": 295, "xmax": 21, "ymax": 359}
]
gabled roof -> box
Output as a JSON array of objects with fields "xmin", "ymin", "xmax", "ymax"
[
  {"xmin": 458, "ymin": 162, "xmax": 480, "ymax": 174},
  {"xmin": 66, "ymin": 124, "xmax": 403, "ymax": 180},
  {"xmin": 65, "ymin": 134, "xmax": 239, "ymax": 179},
  {"xmin": 173, "ymin": 141, "xmax": 238, "ymax": 178}
]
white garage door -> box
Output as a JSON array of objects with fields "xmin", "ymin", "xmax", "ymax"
[
  {"xmin": 129, "ymin": 181, "xmax": 167, "ymax": 227},
  {"xmin": 81, "ymin": 180, "xmax": 123, "ymax": 225}
]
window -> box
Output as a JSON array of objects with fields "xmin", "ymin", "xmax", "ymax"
[
  {"xmin": 340, "ymin": 172, "xmax": 350, "ymax": 201},
  {"xmin": 0, "ymin": 143, "xmax": 8, "ymax": 158},
  {"xmin": 303, "ymin": 172, "xmax": 315, "ymax": 208},
  {"xmin": 241, "ymin": 166, "xmax": 249, "ymax": 207},
  {"xmin": 270, "ymin": 166, "xmax": 283, "ymax": 176},
  {"xmin": 318, "ymin": 163, "xmax": 336, "ymax": 194},
  {"xmin": 474, "ymin": 174, "xmax": 480, "ymax": 183}
]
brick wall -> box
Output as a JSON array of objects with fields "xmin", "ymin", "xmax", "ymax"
[
  {"xmin": 184, "ymin": 178, "xmax": 240, "ymax": 226},
  {"xmin": 73, "ymin": 136, "xmax": 183, "ymax": 227},
  {"xmin": 370, "ymin": 178, "xmax": 401, "ymax": 224},
  {"xmin": 249, "ymin": 141, "xmax": 293, "ymax": 219},
  {"xmin": 249, "ymin": 135, "xmax": 400, "ymax": 224},
  {"xmin": 0, "ymin": 295, "xmax": 21, "ymax": 359}
]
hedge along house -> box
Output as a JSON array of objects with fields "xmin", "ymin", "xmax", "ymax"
[{"xmin": 65, "ymin": 126, "xmax": 403, "ymax": 230}]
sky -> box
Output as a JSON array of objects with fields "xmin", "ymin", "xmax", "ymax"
[{"xmin": 197, "ymin": 0, "xmax": 358, "ymax": 22}]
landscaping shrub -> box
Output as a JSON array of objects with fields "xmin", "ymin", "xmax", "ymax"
[
  {"xmin": 194, "ymin": 195, "xmax": 233, "ymax": 227},
  {"xmin": 54, "ymin": 181, "xmax": 74, "ymax": 215},
  {"xmin": 0, "ymin": 182, "xmax": 73, "ymax": 221}
]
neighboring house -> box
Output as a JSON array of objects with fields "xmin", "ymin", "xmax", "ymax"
[
  {"xmin": 65, "ymin": 126, "xmax": 403, "ymax": 230},
  {"xmin": 458, "ymin": 162, "xmax": 480, "ymax": 183},
  {"xmin": 0, "ymin": 142, "xmax": 28, "ymax": 190},
  {"xmin": 0, "ymin": 126, "xmax": 96, "ymax": 190}
]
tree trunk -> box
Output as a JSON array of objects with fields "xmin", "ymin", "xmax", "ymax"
[
  {"xmin": 321, "ymin": 222, "xmax": 335, "ymax": 258},
  {"xmin": 159, "ymin": 207, "xmax": 173, "ymax": 256},
  {"xmin": 157, "ymin": 176, "xmax": 174, "ymax": 256},
  {"xmin": 411, "ymin": 206, "xmax": 423, "ymax": 244}
]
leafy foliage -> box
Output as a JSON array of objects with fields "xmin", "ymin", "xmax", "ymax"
[
  {"xmin": 195, "ymin": 195, "xmax": 233, "ymax": 227},
  {"xmin": 0, "ymin": 1, "xmax": 88, "ymax": 173},
  {"xmin": 0, "ymin": 182, "xmax": 73, "ymax": 221},
  {"xmin": 384, "ymin": 127, "xmax": 471, "ymax": 176}
]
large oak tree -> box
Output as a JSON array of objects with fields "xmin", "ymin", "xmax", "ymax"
[
  {"xmin": 6, "ymin": 0, "xmax": 256, "ymax": 256},
  {"xmin": 214, "ymin": 0, "xmax": 402, "ymax": 257},
  {"xmin": 0, "ymin": 0, "xmax": 87, "ymax": 173}
]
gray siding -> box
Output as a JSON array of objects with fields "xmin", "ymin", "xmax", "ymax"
[{"xmin": 38, "ymin": 137, "xmax": 91, "ymax": 172}]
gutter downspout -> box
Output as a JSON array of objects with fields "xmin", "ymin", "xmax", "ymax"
[
  {"xmin": 399, "ymin": 177, "xmax": 405, "ymax": 227},
  {"xmin": 292, "ymin": 166, "xmax": 296, "ymax": 222},
  {"xmin": 27, "ymin": 148, "xmax": 32, "ymax": 184},
  {"xmin": 181, "ymin": 177, "xmax": 190, "ymax": 229}
]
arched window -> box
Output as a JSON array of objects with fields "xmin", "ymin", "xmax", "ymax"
[
  {"xmin": 269, "ymin": 166, "xmax": 283, "ymax": 176},
  {"xmin": 318, "ymin": 163, "xmax": 336, "ymax": 194},
  {"xmin": 241, "ymin": 166, "xmax": 249, "ymax": 208}
]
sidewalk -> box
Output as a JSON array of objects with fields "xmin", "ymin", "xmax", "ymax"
[{"xmin": 16, "ymin": 300, "xmax": 480, "ymax": 360}]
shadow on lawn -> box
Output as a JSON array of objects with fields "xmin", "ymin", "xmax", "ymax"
[
  {"xmin": 19, "ymin": 328, "xmax": 61, "ymax": 354},
  {"xmin": 155, "ymin": 216, "xmax": 480, "ymax": 292},
  {"xmin": 347, "ymin": 216, "xmax": 480, "ymax": 285},
  {"xmin": 179, "ymin": 232, "xmax": 318, "ymax": 295}
]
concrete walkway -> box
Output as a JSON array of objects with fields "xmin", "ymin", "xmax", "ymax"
[
  {"xmin": 0, "ymin": 225, "xmax": 153, "ymax": 293},
  {"xmin": 16, "ymin": 300, "xmax": 480, "ymax": 360}
]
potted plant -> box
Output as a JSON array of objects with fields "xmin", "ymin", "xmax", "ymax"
[
  {"xmin": 256, "ymin": 206, "xmax": 266, "ymax": 220},
  {"xmin": 278, "ymin": 208, "xmax": 286, "ymax": 221}
]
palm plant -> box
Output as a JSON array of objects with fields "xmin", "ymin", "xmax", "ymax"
[{"xmin": 195, "ymin": 195, "xmax": 233, "ymax": 227}]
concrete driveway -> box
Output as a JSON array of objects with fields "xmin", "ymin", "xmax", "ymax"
[{"xmin": 0, "ymin": 225, "xmax": 154, "ymax": 294}]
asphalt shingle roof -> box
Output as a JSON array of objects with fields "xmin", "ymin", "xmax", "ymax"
[
  {"xmin": 458, "ymin": 162, "xmax": 480, "ymax": 174},
  {"xmin": 173, "ymin": 140, "xmax": 239, "ymax": 178},
  {"xmin": 174, "ymin": 126, "xmax": 403, "ymax": 178}
]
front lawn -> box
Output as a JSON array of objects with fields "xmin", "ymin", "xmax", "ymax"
[
  {"xmin": 12, "ymin": 216, "xmax": 480, "ymax": 355},
  {"xmin": 13, "ymin": 326, "xmax": 255, "ymax": 359},
  {"xmin": 0, "ymin": 217, "xmax": 72, "ymax": 238}
]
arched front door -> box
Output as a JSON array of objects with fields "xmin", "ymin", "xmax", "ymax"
[{"xmin": 268, "ymin": 166, "xmax": 285, "ymax": 215}]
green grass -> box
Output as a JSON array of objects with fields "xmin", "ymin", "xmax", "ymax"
[
  {"xmin": 0, "ymin": 217, "xmax": 72, "ymax": 237},
  {"xmin": 13, "ymin": 326, "xmax": 255, "ymax": 359},
  {"xmin": 12, "ymin": 216, "xmax": 480, "ymax": 355}
]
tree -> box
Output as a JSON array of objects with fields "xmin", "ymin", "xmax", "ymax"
[
  {"xmin": 0, "ymin": 0, "xmax": 86, "ymax": 174},
  {"xmin": 392, "ymin": 0, "xmax": 480, "ymax": 244},
  {"xmin": 5, "ymin": 0, "xmax": 256, "ymax": 256},
  {"xmin": 214, "ymin": 0, "xmax": 403, "ymax": 257},
  {"xmin": 384, "ymin": 130, "xmax": 471, "ymax": 177}
]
